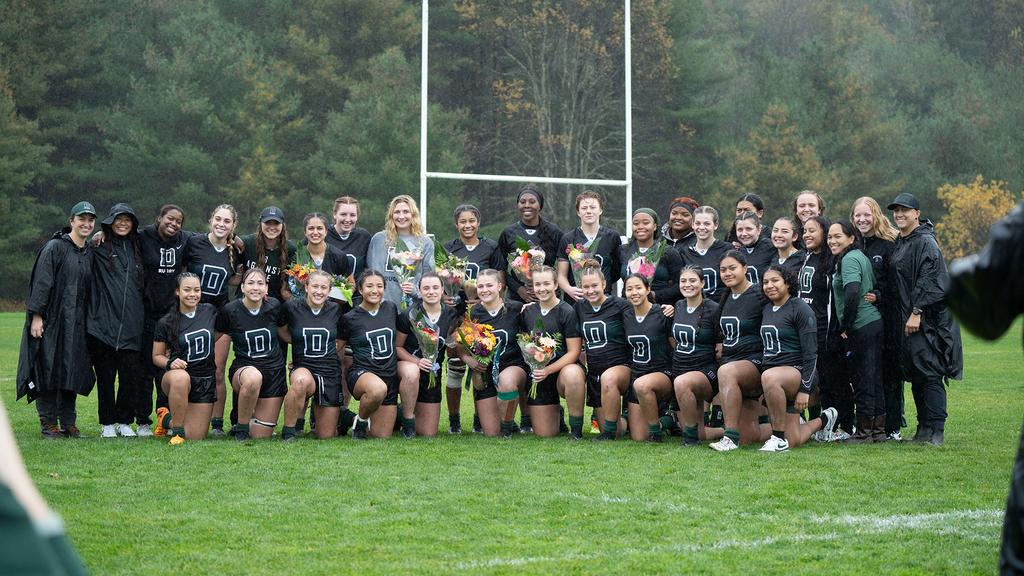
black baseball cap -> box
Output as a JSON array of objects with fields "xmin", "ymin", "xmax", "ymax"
[
  {"xmin": 69, "ymin": 201, "xmax": 97, "ymax": 218},
  {"xmin": 887, "ymin": 193, "xmax": 920, "ymax": 211},
  {"xmin": 260, "ymin": 206, "xmax": 285, "ymax": 223}
]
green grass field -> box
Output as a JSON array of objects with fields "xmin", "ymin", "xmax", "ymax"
[{"xmin": 2, "ymin": 312, "xmax": 1020, "ymax": 575}]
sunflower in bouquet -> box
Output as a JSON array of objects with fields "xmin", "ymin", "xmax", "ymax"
[{"xmin": 455, "ymin": 314, "xmax": 498, "ymax": 390}]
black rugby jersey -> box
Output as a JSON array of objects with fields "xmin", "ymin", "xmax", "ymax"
[
  {"xmin": 799, "ymin": 251, "xmax": 835, "ymax": 342},
  {"xmin": 301, "ymin": 242, "xmax": 354, "ymax": 279},
  {"xmin": 280, "ymin": 298, "xmax": 343, "ymax": 377},
  {"xmin": 402, "ymin": 303, "xmax": 459, "ymax": 365},
  {"xmin": 574, "ymin": 296, "xmax": 631, "ymax": 368},
  {"xmin": 740, "ymin": 237, "xmax": 775, "ymax": 286},
  {"xmin": 184, "ymin": 234, "xmax": 239, "ymax": 306},
  {"xmin": 556, "ymin": 226, "xmax": 623, "ymax": 294},
  {"xmin": 139, "ymin": 225, "xmax": 192, "ymax": 316},
  {"xmin": 497, "ymin": 219, "xmax": 563, "ymax": 301},
  {"xmin": 153, "ymin": 303, "xmax": 218, "ymax": 378},
  {"xmin": 326, "ymin": 227, "xmax": 372, "ymax": 277},
  {"xmin": 672, "ymin": 298, "xmax": 721, "ymax": 372},
  {"xmin": 760, "ymin": 297, "xmax": 818, "ymax": 392},
  {"xmin": 520, "ymin": 300, "xmax": 580, "ymax": 363},
  {"xmin": 469, "ymin": 300, "xmax": 525, "ymax": 368},
  {"xmin": 241, "ymin": 234, "xmax": 297, "ymax": 300},
  {"xmin": 680, "ymin": 240, "xmax": 732, "ymax": 302},
  {"xmin": 619, "ymin": 240, "xmax": 684, "ymax": 305},
  {"xmin": 775, "ymin": 249, "xmax": 806, "ymax": 275},
  {"xmin": 622, "ymin": 305, "xmax": 674, "ymax": 377},
  {"xmin": 340, "ymin": 301, "xmax": 410, "ymax": 380},
  {"xmin": 719, "ymin": 284, "xmax": 768, "ymax": 362},
  {"xmin": 216, "ymin": 298, "xmax": 285, "ymax": 370},
  {"xmin": 444, "ymin": 237, "xmax": 501, "ymax": 282}
]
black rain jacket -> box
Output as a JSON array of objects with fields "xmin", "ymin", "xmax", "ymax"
[
  {"xmin": 889, "ymin": 219, "xmax": 963, "ymax": 381},
  {"xmin": 16, "ymin": 229, "xmax": 95, "ymax": 400},
  {"xmin": 87, "ymin": 203, "xmax": 145, "ymax": 351}
]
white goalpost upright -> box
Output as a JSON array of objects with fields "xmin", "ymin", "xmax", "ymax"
[{"xmin": 419, "ymin": 0, "xmax": 633, "ymax": 234}]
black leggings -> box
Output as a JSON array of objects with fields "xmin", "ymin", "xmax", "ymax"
[{"xmin": 848, "ymin": 320, "xmax": 885, "ymax": 419}]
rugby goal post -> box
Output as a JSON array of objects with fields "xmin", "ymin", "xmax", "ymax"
[{"xmin": 419, "ymin": 0, "xmax": 634, "ymax": 235}]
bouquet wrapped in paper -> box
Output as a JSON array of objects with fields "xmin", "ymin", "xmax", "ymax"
[
  {"xmin": 565, "ymin": 241, "xmax": 597, "ymax": 287},
  {"xmin": 411, "ymin": 309, "xmax": 441, "ymax": 388},
  {"xmin": 434, "ymin": 247, "xmax": 468, "ymax": 302},
  {"xmin": 455, "ymin": 314, "xmax": 498, "ymax": 390},
  {"xmin": 285, "ymin": 244, "xmax": 318, "ymax": 299},
  {"xmin": 389, "ymin": 239, "xmax": 424, "ymax": 309},
  {"xmin": 626, "ymin": 239, "xmax": 667, "ymax": 281},
  {"xmin": 508, "ymin": 237, "xmax": 546, "ymax": 285},
  {"xmin": 330, "ymin": 275, "xmax": 354, "ymax": 306},
  {"xmin": 517, "ymin": 318, "xmax": 561, "ymax": 398}
]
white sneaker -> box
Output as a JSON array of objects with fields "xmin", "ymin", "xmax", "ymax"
[
  {"xmin": 759, "ymin": 435, "xmax": 790, "ymax": 452},
  {"xmin": 116, "ymin": 423, "xmax": 137, "ymax": 437},
  {"xmin": 888, "ymin": 431, "xmax": 903, "ymax": 442},
  {"xmin": 831, "ymin": 429, "xmax": 852, "ymax": 442},
  {"xmin": 136, "ymin": 424, "xmax": 153, "ymax": 437},
  {"xmin": 709, "ymin": 436, "xmax": 738, "ymax": 452},
  {"xmin": 819, "ymin": 407, "xmax": 838, "ymax": 439},
  {"xmin": 101, "ymin": 424, "xmax": 117, "ymax": 438}
]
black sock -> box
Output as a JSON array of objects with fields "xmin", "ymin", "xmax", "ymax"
[
  {"xmin": 449, "ymin": 413, "xmax": 460, "ymax": 426},
  {"xmin": 773, "ymin": 430, "xmax": 786, "ymax": 440},
  {"xmin": 818, "ymin": 411, "xmax": 831, "ymax": 430},
  {"xmin": 211, "ymin": 417, "xmax": 224, "ymax": 430},
  {"xmin": 569, "ymin": 416, "xmax": 584, "ymax": 435},
  {"xmin": 281, "ymin": 426, "xmax": 296, "ymax": 439},
  {"xmin": 683, "ymin": 425, "xmax": 699, "ymax": 441},
  {"xmin": 520, "ymin": 413, "xmax": 532, "ymax": 428}
]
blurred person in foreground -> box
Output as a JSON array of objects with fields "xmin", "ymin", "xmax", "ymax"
[
  {"xmin": 0, "ymin": 397, "xmax": 88, "ymax": 575},
  {"xmin": 945, "ymin": 203, "xmax": 1024, "ymax": 575}
]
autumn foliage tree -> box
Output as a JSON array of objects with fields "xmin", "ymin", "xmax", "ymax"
[{"xmin": 935, "ymin": 175, "xmax": 1018, "ymax": 259}]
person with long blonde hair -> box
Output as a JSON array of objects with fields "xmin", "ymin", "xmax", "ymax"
[
  {"xmin": 851, "ymin": 196, "xmax": 903, "ymax": 439},
  {"xmin": 367, "ymin": 195, "xmax": 435, "ymax": 308}
]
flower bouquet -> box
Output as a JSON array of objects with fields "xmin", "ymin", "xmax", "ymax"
[
  {"xmin": 411, "ymin": 309, "xmax": 441, "ymax": 388},
  {"xmin": 330, "ymin": 275, "xmax": 355, "ymax": 306},
  {"xmin": 285, "ymin": 244, "xmax": 317, "ymax": 299},
  {"xmin": 566, "ymin": 240, "xmax": 596, "ymax": 287},
  {"xmin": 434, "ymin": 247, "xmax": 468, "ymax": 302},
  {"xmin": 455, "ymin": 314, "xmax": 498, "ymax": 390},
  {"xmin": 390, "ymin": 239, "xmax": 424, "ymax": 309},
  {"xmin": 626, "ymin": 239, "xmax": 667, "ymax": 281},
  {"xmin": 517, "ymin": 318, "xmax": 561, "ymax": 397},
  {"xmin": 508, "ymin": 237, "xmax": 545, "ymax": 285}
]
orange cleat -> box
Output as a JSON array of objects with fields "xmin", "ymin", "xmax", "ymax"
[{"xmin": 154, "ymin": 407, "xmax": 169, "ymax": 437}]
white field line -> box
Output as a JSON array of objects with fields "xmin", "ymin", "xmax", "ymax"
[{"xmin": 454, "ymin": 505, "xmax": 1002, "ymax": 570}]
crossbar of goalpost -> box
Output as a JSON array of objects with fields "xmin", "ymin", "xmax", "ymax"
[{"xmin": 420, "ymin": 0, "xmax": 633, "ymax": 235}]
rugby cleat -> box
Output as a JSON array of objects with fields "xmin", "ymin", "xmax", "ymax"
[
  {"xmin": 759, "ymin": 435, "xmax": 790, "ymax": 452},
  {"xmin": 154, "ymin": 408, "xmax": 170, "ymax": 437}
]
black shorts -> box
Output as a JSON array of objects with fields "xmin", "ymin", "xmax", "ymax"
[
  {"xmin": 229, "ymin": 363, "xmax": 287, "ymax": 398},
  {"xmin": 673, "ymin": 363, "xmax": 720, "ymax": 398},
  {"xmin": 626, "ymin": 370, "xmax": 673, "ymax": 404},
  {"xmin": 292, "ymin": 367, "xmax": 341, "ymax": 407},
  {"xmin": 417, "ymin": 369, "xmax": 443, "ymax": 404},
  {"xmin": 346, "ymin": 368, "xmax": 399, "ymax": 406},
  {"xmin": 188, "ymin": 375, "xmax": 217, "ymax": 404},
  {"xmin": 472, "ymin": 378, "xmax": 498, "ymax": 401},
  {"xmin": 585, "ymin": 363, "xmax": 617, "ymax": 408},
  {"xmin": 720, "ymin": 353, "xmax": 762, "ymax": 368},
  {"xmin": 527, "ymin": 372, "xmax": 561, "ymax": 406}
]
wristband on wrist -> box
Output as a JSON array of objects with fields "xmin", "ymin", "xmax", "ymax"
[{"xmin": 165, "ymin": 358, "xmax": 174, "ymax": 371}]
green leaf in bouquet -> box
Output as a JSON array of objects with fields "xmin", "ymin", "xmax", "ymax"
[{"xmin": 515, "ymin": 236, "xmax": 532, "ymax": 252}]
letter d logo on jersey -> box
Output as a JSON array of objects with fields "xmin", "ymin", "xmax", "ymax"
[
  {"xmin": 160, "ymin": 248, "xmax": 176, "ymax": 268},
  {"xmin": 799, "ymin": 266, "xmax": 814, "ymax": 294},
  {"xmin": 365, "ymin": 328, "xmax": 394, "ymax": 360},
  {"xmin": 582, "ymin": 321, "xmax": 608, "ymax": 349}
]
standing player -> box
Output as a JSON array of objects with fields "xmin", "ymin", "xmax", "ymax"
[
  {"xmin": 620, "ymin": 208, "xmax": 684, "ymax": 305},
  {"xmin": 151, "ymin": 273, "xmax": 220, "ymax": 444},
  {"xmin": 367, "ymin": 195, "xmax": 436, "ymax": 308},
  {"xmin": 278, "ymin": 270, "xmax": 345, "ymax": 440},
  {"xmin": 734, "ymin": 211, "xmax": 775, "ymax": 287},
  {"xmin": 556, "ymin": 190, "xmax": 622, "ymax": 302},
  {"xmin": 183, "ymin": 204, "xmax": 241, "ymax": 435},
  {"xmin": 758, "ymin": 265, "xmax": 837, "ymax": 451},
  {"xmin": 519, "ymin": 266, "xmax": 584, "ymax": 438},
  {"xmin": 793, "ymin": 191, "xmax": 825, "ymax": 225},
  {"xmin": 241, "ymin": 206, "xmax": 295, "ymax": 301},
  {"xmin": 726, "ymin": 193, "xmax": 770, "ymax": 245},
  {"xmin": 338, "ymin": 270, "xmax": 411, "ymax": 439},
  {"xmin": 662, "ymin": 197, "xmax": 700, "ymax": 248},
  {"xmin": 771, "ymin": 216, "xmax": 805, "ymax": 273},
  {"xmin": 443, "ymin": 204, "xmax": 501, "ymax": 433},
  {"xmin": 327, "ymin": 196, "xmax": 372, "ymax": 279},
  {"xmin": 216, "ymin": 268, "xmax": 287, "ymax": 440},
  {"xmin": 496, "ymin": 184, "xmax": 563, "ymax": 303},
  {"xmin": 17, "ymin": 202, "xmax": 97, "ymax": 439},
  {"xmin": 680, "ymin": 206, "xmax": 732, "ymax": 303}
]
